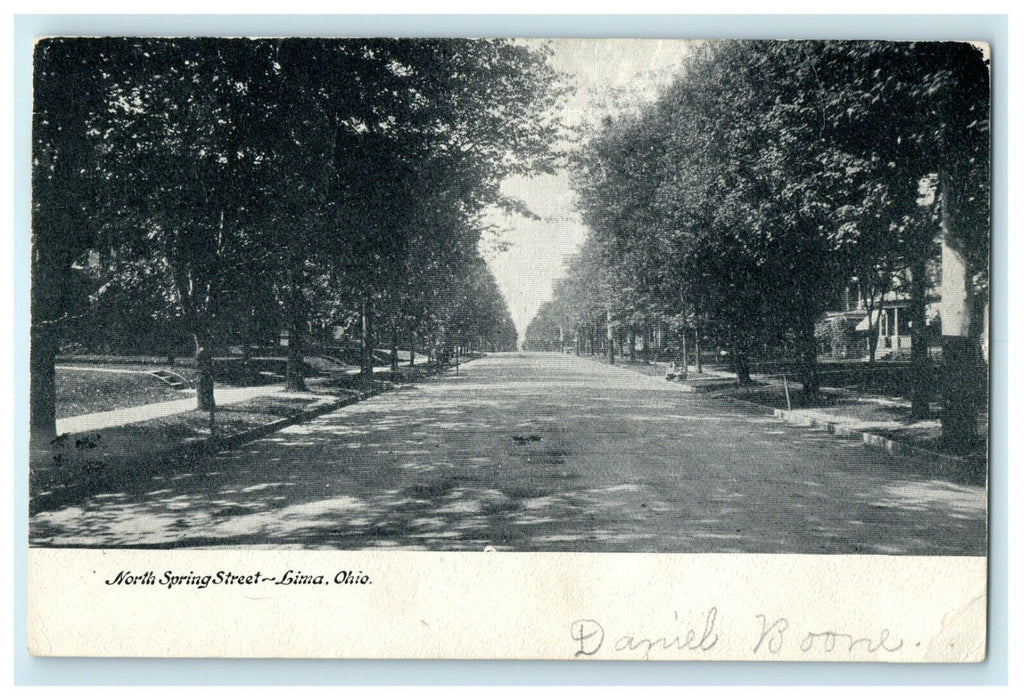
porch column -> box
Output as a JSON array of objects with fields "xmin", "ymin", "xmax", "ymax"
[{"xmin": 893, "ymin": 307, "xmax": 901, "ymax": 353}]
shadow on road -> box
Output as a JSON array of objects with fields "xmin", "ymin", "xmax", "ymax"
[{"xmin": 31, "ymin": 353, "xmax": 987, "ymax": 555}]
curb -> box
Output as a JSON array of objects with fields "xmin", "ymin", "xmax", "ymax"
[
  {"xmin": 593, "ymin": 359, "xmax": 981, "ymax": 470},
  {"xmin": 710, "ymin": 392, "xmax": 983, "ymax": 470},
  {"xmin": 186, "ymin": 386, "xmax": 389, "ymax": 457},
  {"xmin": 41, "ymin": 358, "xmax": 473, "ymax": 470},
  {"xmin": 30, "ymin": 374, "xmax": 431, "ymax": 512},
  {"xmin": 587, "ymin": 356, "xmax": 738, "ymax": 386},
  {"xmin": 166, "ymin": 357, "xmax": 479, "ymax": 458},
  {"xmin": 32, "ymin": 387, "xmax": 395, "ymax": 477}
]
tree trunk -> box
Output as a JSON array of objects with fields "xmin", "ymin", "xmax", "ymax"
[
  {"xmin": 629, "ymin": 326, "xmax": 636, "ymax": 362},
  {"xmin": 866, "ymin": 306, "xmax": 879, "ymax": 365},
  {"xmin": 680, "ymin": 292, "xmax": 689, "ymax": 369},
  {"xmin": 285, "ymin": 283, "xmax": 307, "ymax": 392},
  {"xmin": 733, "ymin": 346, "xmax": 752, "ymax": 384},
  {"xmin": 606, "ymin": 310, "xmax": 615, "ymax": 365},
  {"xmin": 980, "ymin": 300, "xmax": 989, "ymax": 364},
  {"xmin": 409, "ymin": 330, "xmax": 416, "ymax": 367},
  {"xmin": 941, "ymin": 336, "xmax": 980, "ymax": 452},
  {"xmin": 909, "ymin": 259, "xmax": 931, "ymax": 420},
  {"xmin": 172, "ymin": 267, "xmax": 217, "ymax": 412},
  {"xmin": 859, "ymin": 276, "xmax": 884, "ymax": 365},
  {"xmin": 390, "ymin": 321, "xmax": 399, "ymax": 373},
  {"xmin": 361, "ymin": 298, "xmax": 374, "ymax": 379},
  {"xmin": 240, "ymin": 314, "xmax": 254, "ymax": 385},
  {"xmin": 29, "ymin": 242, "xmax": 67, "ymax": 447},
  {"xmin": 641, "ymin": 324, "xmax": 650, "ymax": 364},
  {"xmin": 29, "ymin": 315, "xmax": 59, "ymax": 448},
  {"xmin": 694, "ymin": 317, "xmax": 703, "ymax": 373},
  {"xmin": 939, "ymin": 171, "xmax": 981, "ymax": 452},
  {"xmin": 798, "ymin": 319, "xmax": 820, "ymax": 398},
  {"xmin": 194, "ymin": 331, "xmax": 216, "ymax": 411}
]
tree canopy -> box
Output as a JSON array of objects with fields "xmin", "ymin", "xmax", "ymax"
[
  {"xmin": 529, "ymin": 40, "xmax": 989, "ymax": 446},
  {"xmin": 31, "ymin": 37, "xmax": 554, "ymax": 436}
]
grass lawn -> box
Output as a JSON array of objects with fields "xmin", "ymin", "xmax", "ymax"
[
  {"xmin": 56, "ymin": 367, "xmax": 193, "ymax": 419},
  {"xmin": 594, "ymin": 352, "xmax": 987, "ymax": 461},
  {"xmin": 31, "ymin": 381, "xmax": 396, "ymax": 514},
  {"xmin": 700, "ymin": 380, "xmax": 988, "ymax": 461},
  {"xmin": 32, "ymin": 357, "xmax": 471, "ymax": 514},
  {"xmin": 54, "ymin": 353, "xmax": 445, "ymax": 420}
]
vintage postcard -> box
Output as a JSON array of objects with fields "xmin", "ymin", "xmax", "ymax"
[{"xmin": 26, "ymin": 37, "xmax": 989, "ymax": 660}]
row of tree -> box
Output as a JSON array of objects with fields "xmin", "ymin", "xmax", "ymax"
[
  {"xmin": 526, "ymin": 40, "xmax": 989, "ymax": 451},
  {"xmin": 32, "ymin": 38, "xmax": 553, "ymax": 443}
]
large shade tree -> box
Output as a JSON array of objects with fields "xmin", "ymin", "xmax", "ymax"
[
  {"xmin": 30, "ymin": 37, "xmax": 563, "ymax": 441},
  {"xmin": 538, "ymin": 39, "xmax": 989, "ymax": 446}
]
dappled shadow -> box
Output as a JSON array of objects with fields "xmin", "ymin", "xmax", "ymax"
[
  {"xmin": 31, "ymin": 353, "xmax": 986, "ymax": 554},
  {"xmin": 31, "ymin": 396, "xmax": 334, "ymax": 515}
]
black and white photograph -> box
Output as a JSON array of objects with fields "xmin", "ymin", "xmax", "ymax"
[{"xmin": 24, "ymin": 33, "xmax": 993, "ymax": 661}]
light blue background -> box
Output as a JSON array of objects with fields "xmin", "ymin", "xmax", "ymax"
[{"xmin": 13, "ymin": 13, "xmax": 1008, "ymax": 686}]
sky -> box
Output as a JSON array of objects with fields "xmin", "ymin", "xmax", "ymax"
[{"xmin": 479, "ymin": 39, "xmax": 698, "ymax": 343}]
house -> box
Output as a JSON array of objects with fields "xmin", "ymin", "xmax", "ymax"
[{"xmin": 820, "ymin": 281, "xmax": 942, "ymax": 361}]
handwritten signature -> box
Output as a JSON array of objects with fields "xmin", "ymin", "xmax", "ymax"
[
  {"xmin": 571, "ymin": 609, "xmax": 903, "ymax": 659},
  {"xmin": 754, "ymin": 614, "xmax": 903, "ymax": 655},
  {"xmin": 571, "ymin": 607, "xmax": 719, "ymax": 659}
]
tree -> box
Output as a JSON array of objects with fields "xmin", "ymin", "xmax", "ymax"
[
  {"xmin": 32, "ymin": 38, "xmax": 122, "ymax": 444},
  {"xmin": 570, "ymin": 42, "xmax": 857, "ymax": 392},
  {"xmin": 32, "ymin": 38, "xmax": 561, "ymax": 432},
  {"xmin": 811, "ymin": 41, "xmax": 990, "ymax": 441},
  {"xmin": 551, "ymin": 39, "xmax": 989, "ymax": 421},
  {"xmin": 81, "ymin": 39, "xmax": 284, "ymax": 409}
]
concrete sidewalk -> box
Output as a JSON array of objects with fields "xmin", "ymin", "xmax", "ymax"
[
  {"xmin": 605, "ymin": 356, "xmax": 974, "ymax": 465},
  {"xmin": 56, "ymin": 384, "xmax": 287, "ymax": 435},
  {"xmin": 710, "ymin": 374, "xmax": 979, "ymax": 466},
  {"xmin": 57, "ymin": 365, "xmax": 161, "ymax": 375},
  {"xmin": 54, "ymin": 360, "xmax": 438, "ymax": 436}
]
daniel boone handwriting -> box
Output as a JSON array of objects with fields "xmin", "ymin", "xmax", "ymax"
[{"xmin": 570, "ymin": 609, "xmax": 904, "ymax": 659}]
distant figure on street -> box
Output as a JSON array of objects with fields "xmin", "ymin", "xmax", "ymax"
[{"xmin": 666, "ymin": 361, "xmax": 687, "ymax": 382}]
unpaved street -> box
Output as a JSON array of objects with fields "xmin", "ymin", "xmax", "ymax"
[{"xmin": 31, "ymin": 353, "xmax": 987, "ymax": 553}]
